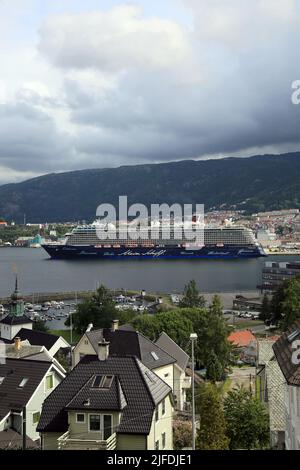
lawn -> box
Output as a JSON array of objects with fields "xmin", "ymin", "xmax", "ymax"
[
  {"xmin": 49, "ymin": 329, "xmax": 81, "ymax": 343},
  {"xmin": 234, "ymin": 320, "xmax": 264, "ymax": 329}
]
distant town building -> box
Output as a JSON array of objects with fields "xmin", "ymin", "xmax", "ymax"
[
  {"xmin": 256, "ymin": 229, "xmax": 278, "ymax": 248},
  {"xmin": 261, "ymin": 261, "xmax": 300, "ymax": 292},
  {"xmin": 233, "ymin": 295, "xmax": 262, "ymax": 311}
]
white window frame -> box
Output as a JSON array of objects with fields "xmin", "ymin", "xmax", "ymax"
[
  {"xmin": 44, "ymin": 373, "xmax": 54, "ymax": 392},
  {"xmin": 76, "ymin": 413, "xmax": 86, "ymax": 424},
  {"xmin": 88, "ymin": 413, "xmax": 113, "ymax": 440}
]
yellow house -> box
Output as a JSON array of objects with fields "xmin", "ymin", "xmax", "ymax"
[
  {"xmin": 38, "ymin": 341, "xmax": 174, "ymax": 450},
  {"xmin": 72, "ymin": 321, "xmax": 190, "ymax": 410}
]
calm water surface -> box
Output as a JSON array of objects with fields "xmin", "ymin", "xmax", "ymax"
[{"xmin": 0, "ymin": 247, "xmax": 299, "ymax": 297}]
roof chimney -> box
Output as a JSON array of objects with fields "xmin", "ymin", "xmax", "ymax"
[
  {"xmin": 14, "ymin": 337, "xmax": 21, "ymax": 351},
  {"xmin": 86, "ymin": 323, "xmax": 93, "ymax": 332},
  {"xmin": 112, "ymin": 319, "xmax": 119, "ymax": 332},
  {"xmin": 98, "ymin": 340, "xmax": 109, "ymax": 361}
]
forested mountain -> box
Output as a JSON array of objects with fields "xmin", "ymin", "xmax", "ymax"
[{"xmin": 0, "ymin": 152, "xmax": 299, "ymax": 222}]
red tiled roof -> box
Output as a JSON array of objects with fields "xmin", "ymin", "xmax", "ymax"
[{"xmin": 228, "ymin": 330, "xmax": 256, "ymax": 348}]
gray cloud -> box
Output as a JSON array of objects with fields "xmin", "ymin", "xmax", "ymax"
[{"xmin": 1, "ymin": 1, "xmax": 300, "ymax": 182}]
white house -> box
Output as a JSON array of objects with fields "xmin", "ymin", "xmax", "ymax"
[
  {"xmin": 156, "ymin": 331, "xmax": 191, "ymax": 411},
  {"xmin": 0, "ymin": 356, "xmax": 65, "ymax": 447},
  {"xmin": 273, "ymin": 321, "xmax": 300, "ymax": 450},
  {"xmin": 38, "ymin": 341, "xmax": 173, "ymax": 450}
]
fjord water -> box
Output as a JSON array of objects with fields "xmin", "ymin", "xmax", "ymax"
[{"xmin": 0, "ymin": 247, "xmax": 299, "ymax": 297}]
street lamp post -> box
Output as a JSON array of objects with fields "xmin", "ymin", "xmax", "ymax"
[{"xmin": 190, "ymin": 332, "xmax": 198, "ymax": 450}]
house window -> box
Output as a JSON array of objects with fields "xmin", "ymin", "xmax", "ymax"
[
  {"xmin": 89, "ymin": 414, "xmax": 101, "ymax": 432},
  {"xmin": 155, "ymin": 440, "xmax": 159, "ymax": 450},
  {"xmin": 155, "ymin": 407, "xmax": 159, "ymax": 422},
  {"xmin": 162, "ymin": 432, "xmax": 166, "ymax": 449},
  {"xmin": 103, "ymin": 415, "xmax": 112, "ymax": 440},
  {"xmin": 162, "ymin": 399, "xmax": 166, "ymax": 416},
  {"xmin": 76, "ymin": 413, "xmax": 85, "ymax": 423},
  {"xmin": 45, "ymin": 375, "xmax": 54, "ymax": 390},
  {"xmin": 32, "ymin": 412, "xmax": 40, "ymax": 425}
]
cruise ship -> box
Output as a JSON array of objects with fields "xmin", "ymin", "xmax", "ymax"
[{"xmin": 42, "ymin": 218, "xmax": 266, "ymax": 260}]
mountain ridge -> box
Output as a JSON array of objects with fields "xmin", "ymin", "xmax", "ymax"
[{"xmin": 0, "ymin": 152, "xmax": 299, "ymax": 222}]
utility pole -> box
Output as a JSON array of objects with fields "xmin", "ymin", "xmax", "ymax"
[
  {"xmin": 190, "ymin": 333, "xmax": 198, "ymax": 450},
  {"xmin": 22, "ymin": 406, "xmax": 26, "ymax": 451}
]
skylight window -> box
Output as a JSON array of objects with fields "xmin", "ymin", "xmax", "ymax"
[
  {"xmin": 0, "ymin": 377, "xmax": 4, "ymax": 385},
  {"xmin": 92, "ymin": 375, "xmax": 113, "ymax": 389},
  {"xmin": 287, "ymin": 328, "xmax": 300, "ymax": 343},
  {"xmin": 92, "ymin": 375, "xmax": 103, "ymax": 388},
  {"xmin": 19, "ymin": 378, "xmax": 28, "ymax": 388},
  {"xmin": 151, "ymin": 351, "xmax": 159, "ymax": 361}
]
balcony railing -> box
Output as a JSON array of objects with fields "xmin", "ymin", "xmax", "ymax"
[{"xmin": 58, "ymin": 431, "xmax": 117, "ymax": 450}]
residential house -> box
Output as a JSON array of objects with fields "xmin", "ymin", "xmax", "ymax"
[
  {"xmin": 0, "ymin": 279, "xmax": 33, "ymax": 341},
  {"xmin": 256, "ymin": 337, "xmax": 285, "ymax": 449},
  {"xmin": 4, "ymin": 337, "xmax": 66, "ymax": 376},
  {"xmin": 38, "ymin": 340, "xmax": 173, "ymax": 450},
  {"xmin": 273, "ymin": 320, "xmax": 300, "ymax": 450},
  {"xmin": 228, "ymin": 329, "xmax": 258, "ymax": 365},
  {"xmin": 0, "ymin": 356, "xmax": 65, "ymax": 446},
  {"xmin": 0, "ymin": 279, "xmax": 70, "ymax": 361},
  {"xmin": 11, "ymin": 328, "xmax": 70, "ymax": 359},
  {"xmin": 72, "ymin": 321, "xmax": 176, "ymax": 393},
  {"xmin": 155, "ymin": 331, "xmax": 191, "ymax": 411}
]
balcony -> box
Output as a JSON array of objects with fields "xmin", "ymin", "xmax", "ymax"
[
  {"xmin": 58, "ymin": 431, "xmax": 117, "ymax": 450},
  {"xmin": 182, "ymin": 376, "xmax": 192, "ymax": 388}
]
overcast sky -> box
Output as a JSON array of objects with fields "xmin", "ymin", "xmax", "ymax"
[{"xmin": 0, "ymin": 0, "xmax": 300, "ymax": 184}]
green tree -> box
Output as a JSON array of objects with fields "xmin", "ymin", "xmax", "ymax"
[
  {"xmin": 131, "ymin": 306, "xmax": 231, "ymax": 381},
  {"xmin": 281, "ymin": 276, "xmax": 300, "ymax": 329},
  {"xmin": 130, "ymin": 314, "xmax": 160, "ymax": 341},
  {"xmin": 33, "ymin": 319, "xmax": 49, "ymax": 333},
  {"xmin": 184, "ymin": 307, "xmax": 232, "ymax": 380},
  {"xmin": 173, "ymin": 420, "xmax": 192, "ymax": 450},
  {"xmin": 209, "ymin": 295, "xmax": 223, "ymax": 317},
  {"xmin": 223, "ymin": 387, "xmax": 270, "ymax": 449},
  {"xmin": 206, "ymin": 351, "xmax": 224, "ymax": 382},
  {"xmin": 260, "ymin": 293, "xmax": 271, "ymax": 322},
  {"xmin": 197, "ymin": 383, "xmax": 229, "ymax": 450},
  {"xmin": 179, "ymin": 280, "xmax": 206, "ymax": 308},
  {"xmin": 70, "ymin": 285, "xmax": 118, "ymax": 334}
]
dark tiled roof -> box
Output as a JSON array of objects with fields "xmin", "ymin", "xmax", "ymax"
[
  {"xmin": 273, "ymin": 320, "xmax": 300, "ymax": 386},
  {"xmin": 65, "ymin": 374, "xmax": 126, "ymax": 411},
  {"xmin": 0, "ymin": 315, "xmax": 33, "ymax": 326},
  {"xmin": 38, "ymin": 355, "xmax": 171, "ymax": 435},
  {"xmin": 13, "ymin": 328, "xmax": 65, "ymax": 350},
  {"xmin": 0, "ymin": 429, "xmax": 39, "ymax": 449},
  {"xmin": 156, "ymin": 332, "xmax": 190, "ymax": 371},
  {"xmin": 86, "ymin": 328, "xmax": 176, "ymax": 369},
  {"xmin": 0, "ymin": 358, "xmax": 51, "ymax": 421}
]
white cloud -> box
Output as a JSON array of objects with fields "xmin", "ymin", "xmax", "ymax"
[{"xmin": 38, "ymin": 5, "xmax": 190, "ymax": 72}]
